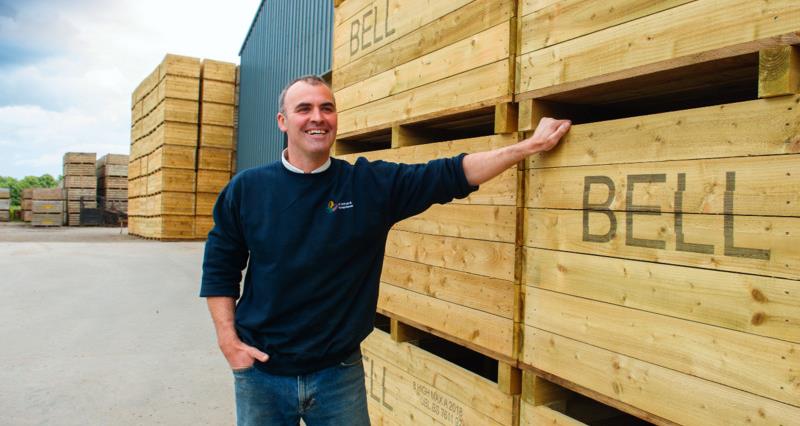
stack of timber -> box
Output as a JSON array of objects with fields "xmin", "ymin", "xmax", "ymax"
[
  {"xmin": 31, "ymin": 188, "xmax": 63, "ymax": 227},
  {"xmin": 0, "ymin": 188, "xmax": 9, "ymax": 222},
  {"xmin": 333, "ymin": 0, "xmax": 525, "ymax": 423},
  {"xmin": 63, "ymin": 152, "xmax": 97, "ymax": 226},
  {"xmin": 195, "ymin": 59, "xmax": 237, "ymax": 238},
  {"xmin": 515, "ymin": 1, "xmax": 800, "ymax": 424},
  {"xmin": 128, "ymin": 54, "xmax": 201, "ymax": 240},
  {"xmin": 21, "ymin": 188, "xmax": 32, "ymax": 222},
  {"xmin": 96, "ymin": 154, "xmax": 129, "ymax": 212}
]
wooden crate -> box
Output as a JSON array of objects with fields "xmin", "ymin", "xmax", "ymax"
[
  {"xmin": 194, "ymin": 215, "xmax": 214, "ymax": 239},
  {"xmin": 21, "ymin": 199, "xmax": 32, "ymax": 210},
  {"xmin": 63, "ymin": 176, "xmax": 97, "ymax": 189},
  {"xmin": 21, "ymin": 188, "xmax": 32, "ymax": 199},
  {"xmin": 65, "ymin": 188, "xmax": 95, "ymax": 201},
  {"xmin": 23, "ymin": 210, "xmax": 32, "ymax": 222},
  {"xmin": 98, "ymin": 176, "xmax": 128, "ymax": 190},
  {"xmin": 515, "ymin": 0, "xmax": 800, "ymax": 101},
  {"xmin": 144, "ymin": 192, "xmax": 195, "ymax": 216},
  {"xmin": 31, "ymin": 213, "xmax": 62, "ymax": 227},
  {"xmin": 131, "ymin": 215, "xmax": 195, "ymax": 240},
  {"xmin": 338, "ymin": 134, "xmax": 521, "ymax": 363},
  {"xmin": 128, "ymin": 176, "xmax": 147, "ymax": 199},
  {"xmin": 146, "ymin": 145, "xmax": 197, "ymax": 173},
  {"xmin": 195, "ymin": 192, "xmax": 218, "ymax": 217},
  {"xmin": 97, "ymin": 164, "xmax": 128, "ymax": 177},
  {"xmin": 196, "ymin": 170, "xmax": 230, "ymax": 194},
  {"xmin": 63, "ymin": 163, "xmax": 96, "ymax": 176},
  {"xmin": 31, "ymin": 188, "xmax": 63, "ymax": 200},
  {"xmin": 361, "ymin": 328, "xmax": 517, "ymax": 425},
  {"xmin": 0, "ymin": 199, "xmax": 8, "ymax": 210},
  {"xmin": 199, "ymin": 124, "xmax": 235, "ymax": 149},
  {"xmin": 98, "ymin": 188, "xmax": 128, "ymax": 199},
  {"xmin": 146, "ymin": 168, "xmax": 196, "ymax": 194},
  {"xmin": 332, "ymin": 0, "xmax": 517, "ymax": 139},
  {"xmin": 197, "ymin": 147, "xmax": 233, "ymax": 171},
  {"xmin": 0, "ymin": 188, "xmax": 9, "ymax": 199},
  {"xmin": 132, "ymin": 122, "xmax": 198, "ymax": 160},
  {"xmin": 63, "ymin": 152, "xmax": 95, "ymax": 164},
  {"xmin": 97, "ymin": 153, "xmax": 129, "ymax": 167},
  {"xmin": 520, "ymin": 95, "xmax": 800, "ymax": 424}
]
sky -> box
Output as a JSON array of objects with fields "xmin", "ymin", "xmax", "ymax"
[{"xmin": 0, "ymin": 0, "xmax": 261, "ymax": 179}]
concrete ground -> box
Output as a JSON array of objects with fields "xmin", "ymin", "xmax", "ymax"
[{"xmin": 0, "ymin": 222, "xmax": 235, "ymax": 425}]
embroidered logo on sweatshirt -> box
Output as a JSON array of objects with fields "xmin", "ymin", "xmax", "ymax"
[{"xmin": 326, "ymin": 200, "xmax": 354, "ymax": 213}]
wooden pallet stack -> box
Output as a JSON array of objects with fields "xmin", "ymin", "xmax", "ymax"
[
  {"xmin": 63, "ymin": 152, "xmax": 97, "ymax": 226},
  {"xmin": 31, "ymin": 188, "xmax": 63, "ymax": 227},
  {"xmin": 129, "ymin": 54, "xmax": 201, "ymax": 239},
  {"xmin": 195, "ymin": 59, "xmax": 237, "ymax": 239},
  {"xmin": 0, "ymin": 188, "xmax": 9, "ymax": 222},
  {"xmin": 96, "ymin": 154, "xmax": 129, "ymax": 213},
  {"xmin": 333, "ymin": 0, "xmax": 523, "ymax": 424},
  {"xmin": 514, "ymin": 1, "xmax": 800, "ymax": 425},
  {"xmin": 21, "ymin": 188, "xmax": 32, "ymax": 222}
]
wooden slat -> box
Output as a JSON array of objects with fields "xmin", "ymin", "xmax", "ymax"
[
  {"xmin": 526, "ymin": 154, "xmax": 800, "ymax": 216},
  {"xmin": 158, "ymin": 54, "xmax": 201, "ymax": 80},
  {"xmin": 145, "ymin": 192, "xmax": 195, "ymax": 216},
  {"xmin": 333, "ymin": 0, "xmax": 515, "ymax": 90},
  {"xmin": 525, "ymin": 95, "xmax": 800, "ymax": 170},
  {"xmin": 338, "ymin": 59, "xmax": 510, "ymax": 136},
  {"xmin": 378, "ymin": 284, "xmax": 514, "ymax": 360},
  {"xmin": 518, "ymin": 0, "xmax": 694, "ymax": 53},
  {"xmin": 201, "ymin": 59, "xmax": 237, "ymax": 83},
  {"xmin": 199, "ymin": 124, "xmax": 235, "ymax": 149},
  {"xmin": 332, "ymin": 0, "xmax": 473, "ymax": 67},
  {"xmin": 147, "ymin": 145, "xmax": 197, "ymax": 173},
  {"xmin": 524, "ymin": 208, "xmax": 800, "ymax": 280},
  {"xmin": 146, "ymin": 168, "xmax": 196, "ymax": 194},
  {"xmin": 335, "ymin": 21, "xmax": 511, "ymax": 112},
  {"xmin": 362, "ymin": 329, "xmax": 515, "ymax": 425},
  {"xmin": 197, "ymin": 147, "xmax": 233, "ymax": 172},
  {"xmin": 525, "ymin": 287, "xmax": 800, "ymax": 407},
  {"xmin": 393, "ymin": 204, "xmax": 516, "ymax": 242},
  {"xmin": 519, "ymin": 402, "xmax": 587, "ymax": 426},
  {"xmin": 201, "ymin": 102, "xmax": 235, "ymax": 127},
  {"xmin": 516, "ymin": 0, "xmax": 800, "ymax": 96},
  {"xmin": 386, "ymin": 229, "xmax": 515, "ymax": 281},
  {"xmin": 201, "ymin": 80, "xmax": 235, "ymax": 105},
  {"xmin": 382, "ymin": 256, "xmax": 514, "ymax": 319},
  {"xmin": 157, "ymin": 75, "xmax": 199, "ymax": 101},
  {"xmin": 524, "ymin": 329, "xmax": 800, "ymax": 425},
  {"xmin": 525, "ymin": 248, "xmax": 800, "ymax": 343}
]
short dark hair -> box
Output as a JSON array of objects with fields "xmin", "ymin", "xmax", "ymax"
[{"xmin": 278, "ymin": 75, "xmax": 332, "ymax": 114}]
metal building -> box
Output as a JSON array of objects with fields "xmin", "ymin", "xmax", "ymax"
[{"xmin": 237, "ymin": 1, "xmax": 334, "ymax": 172}]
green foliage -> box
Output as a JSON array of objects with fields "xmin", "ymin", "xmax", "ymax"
[{"xmin": 0, "ymin": 174, "xmax": 60, "ymax": 207}]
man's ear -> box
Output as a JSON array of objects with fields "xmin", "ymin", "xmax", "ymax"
[{"xmin": 276, "ymin": 112, "xmax": 287, "ymax": 132}]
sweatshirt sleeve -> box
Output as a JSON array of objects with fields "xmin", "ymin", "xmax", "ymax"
[
  {"xmin": 199, "ymin": 182, "xmax": 249, "ymax": 298},
  {"xmin": 379, "ymin": 153, "xmax": 479, "ymax": 225}
]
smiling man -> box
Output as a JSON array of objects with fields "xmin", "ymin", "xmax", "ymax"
[{"xmin": 200, "ymin": 75, "xmax": 570, "ymax": 426}]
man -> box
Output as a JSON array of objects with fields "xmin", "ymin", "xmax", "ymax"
[{"xmin": 201, "ymin": 75, "xmax": 570, "ymax": 425}]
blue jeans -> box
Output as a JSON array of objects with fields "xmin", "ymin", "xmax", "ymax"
[{"xmin": 233, "ymin": 350, "xmax": 370, "ymax": 426}]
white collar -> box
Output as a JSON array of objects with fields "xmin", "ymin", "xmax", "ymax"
[{"xmin": 281, "ymin": 149, "xmax": 331, "ymax": 174}]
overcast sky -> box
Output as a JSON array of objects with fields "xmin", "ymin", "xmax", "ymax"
[{"xmin": 0, "ymin": 0, "xmax": 261, "ymax": 179}]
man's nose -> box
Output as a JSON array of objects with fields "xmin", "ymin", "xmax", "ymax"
[{"xmin": 310, "ymin": 107, "xmax": 324, "ymax": 122}]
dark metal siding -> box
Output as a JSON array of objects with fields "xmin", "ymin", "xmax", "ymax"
[{"xmin": 237, "ymin": 0, "xmax": 333, "ymax": 172}]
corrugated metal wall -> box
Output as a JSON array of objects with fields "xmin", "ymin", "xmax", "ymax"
[{"xmin": 237, "ymin": 0, "xmax": 333, "ymax": 172}]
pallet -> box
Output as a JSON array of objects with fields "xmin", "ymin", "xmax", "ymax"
[
  {"xmin": 332, "ymin": 0, "xmax": 517, "ymax": 140},
  {"xmin": 519, "ymin": 54, "xmax": 800, "ymax": 424},
  {"xmin": 362, "ymin": 326, "xmax": 518, "ymax": 426}
]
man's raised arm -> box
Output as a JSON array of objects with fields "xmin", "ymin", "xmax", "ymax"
[{"xmin": 462, "ymin": 117, "xmax": 571, "ymax": 186}]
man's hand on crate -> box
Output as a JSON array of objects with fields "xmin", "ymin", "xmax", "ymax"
[{"xmin": 463, "ymin": 117, "xmax": 571, "ymax": 186}]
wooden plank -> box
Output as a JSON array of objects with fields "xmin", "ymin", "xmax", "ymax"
[
  {"xmin": 63, "ymin": 176, "xmax": 96, "ymax": 189},
  {"xmin": 393, "ymin": 204, "xmax": 516, "ymax": 243},
  {"xmin": 759, "ymin": 45, "xmax": 800, "ymax": 98},
  {"xmin": 525, "ymin": 208, "xmax": 800, "ymax": 280},
  {"xmin": 493, "ymin": 102, "xmax": 518, "ymax": 134},
  {"xmin": 525, "ymin": 95, "xmax": 800, "ymax": 170},
  {"xmin": 378, "ymin": 283, "xmax": 514, "ymax": 361},
  {"xmin": 63, "ymin": 163, "xmax": 96, "ymax": 177},
  {"xmin": 201, "ymin": 102, "xmax": 235, "ymax": 127},
  {"xmin": 337, "ymin": 134, "xmax": 519, "ymax": 206},
  {"xmin": 200, "ymin": 124, "xmax": 235, "ymax": 149},
  {"xmin": 32, "ymin": 188, "xmax": 63, "ymax": 201},
  {"xmin": 525, "ymin": 287, "xmax": 800, "ymax": 407},
  {"xmin": 145, "ymin": 192, "xmax": 195, "ymax": 216},
  {"xmin": 381, "ymin": 256, "xmax": 515, "ymax": 319},
  {"xmin": 526, "ymin": 154, "xmax": 800, "ymax": 216},
  {"xmin": 518, "ymin": 0, "xmax": 694, "ymax": 53},
  {"xmin": 147, "ymin": 168, "xmax": 196, "ymax": 194},
  {"xmin": 201, "ymin": 59, "xmax": 236, "ymax": 83},
  {"xmin": 335, "ymin": 21, "xmax": 511, "ymax": 112},
  {"xmin": 201, "ymin": 80, "xmax": 235, "ymax": 105},
  {"xmin": 526, "ymin": 248, "xmax": 800, "ymax": 343},
  {"xmin": 516, "ymin": 0, "xmax": 800, "ymax": 96},
  {"xmin": 524, "ymin": 329, "xmax": 800, "ymax": 425},
  {"xmin": 197, "ymin": 147, "xmax": 233, "ymax": 172},
  {"xmin": 333, "ymin": 0, "xmax": 514, "ymax": 90},
  {"xmin": 332, "ymin": 0, "xmax": 473, "ymax": 67},
  {"xmin": 389, "ymin": 318, "xmax": 423, "ymax": 343},
  {"xmin": 338, "ymin": 59, "xmax": 510, "ymax": 136},
  {"xmin": 63, "ymin": 152, "xmax": 96, "ymax": 164},
  {"xmin": 157, "ymin": 75, "xmax": 200, "ymax": 101},
  {"xmin": 386, "ymin": 229, "xmax": 515, "ymax": 281},
  {"xmin": 139, "ymin": 122, "xmax": 198, "ymax": 156},
  {"xmin": 147, "ymin": 145, "xmax": 197, "ymax": 173},
  {"xmin": 158, "ymin": 54, "xmax": 201, "ymax": 80},
  {"xmin": 362, "ymin": 329, "xmax": 515, "ymax": 425},
  {"xmin": 196, "ymin": 170, "xmax": 230, "ymax": 194}
]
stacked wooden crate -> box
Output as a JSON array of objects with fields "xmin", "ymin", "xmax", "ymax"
[
  {"xmin": 333, "ymin": 1, "xmax": 523, "ymax": 424},
  {"xmin": 129, "ymin": 54, "xmax": 200, "ymax": 239},
  {"xmin": 96, "ymin": 154, "xmax": 129, "ymax": 212},
  {"xmin": 195, "ymin": 59, "xmax": 237, "ymax": 238},
  {"xmin": 515, "ymin": 1, "xmax": 800, "ymax": 424},
  {"xmin": 63, "ymin": 152, "xmax": 97, "ymax": 226},
  {"xmin": 31, "ymin": 188, "xmax": 63, "ymax": 227},
  {"xmin": 21, "ymin": 189, "xmax": 32, "ymax": 222},
  {"xmin": 0, "ymin": 188, "xmax": 9, "ymax": 222}
]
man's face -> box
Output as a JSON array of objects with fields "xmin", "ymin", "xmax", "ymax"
[{"xmin": 277, "ymin": 81, "xmax": 338, "ymax": 159}]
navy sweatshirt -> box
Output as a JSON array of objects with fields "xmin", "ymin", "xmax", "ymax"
[{"xmin": 200, "ymin": 154, "xmax": 477, "ymax": 375}]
